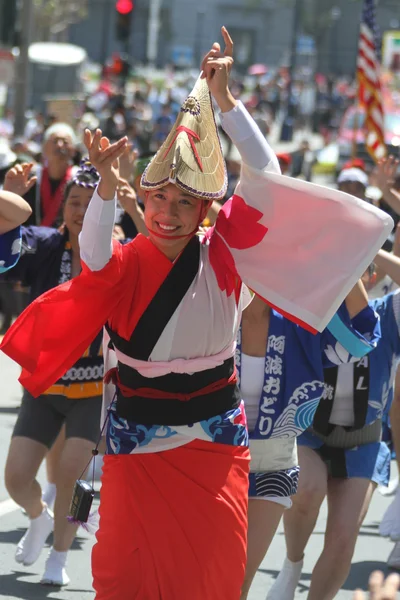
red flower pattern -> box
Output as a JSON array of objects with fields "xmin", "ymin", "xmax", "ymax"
[{"xmin": 205, "ymin": 194, "xmax": 268, "ymax": 296}]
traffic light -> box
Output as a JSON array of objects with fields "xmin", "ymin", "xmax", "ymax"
[{"xmin": 115, "ymin": 0, "xmax": 134, "ymax": 42}]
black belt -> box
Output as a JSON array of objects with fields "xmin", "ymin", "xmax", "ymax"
[{"xmin": 115, "ymin": 358, "xmax": 240, "ymax": 426}]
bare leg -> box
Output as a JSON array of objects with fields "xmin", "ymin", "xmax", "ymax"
[
  {"xmin": 53, "ymin": 436, "xmax": 94, "ymax": 552},
  {"xmin": 5, "ymin": 437, "xmax": 54, "ymax": 566},
  {"xmin": 46, "ymin": 425, "xmax": 66, "ymax": 484},
  {"xmin": 285, "ymin": 447, "xmax": 328, "ymax": 563},
  {"xmin": 241, "ymin": 499, "xmax": 285, "ymax": 599},
  {"xmin": 307, "ymin": 478, "xmax": 376, "ymax": 600},
  {"xmin": 5, "ymin": 437, "xmax": 48, "ymax": 518},
  {"xmin": 266, "ymin": 448, "xmax": 328, "ymax": 600},
  {"xmin": 390, "ymin": 370, "xmax": 400, "ymax": 476}
]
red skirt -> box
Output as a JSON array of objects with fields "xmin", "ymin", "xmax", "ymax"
[{"xmin": 92, "ymin": 440, "xmax": 250, "ymax": 600}]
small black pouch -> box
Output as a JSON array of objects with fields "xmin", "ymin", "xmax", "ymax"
[
  {"xmin": 69, "ymin": 480, "xmax": 95, "ymax": 523},
  {"xmin": 68, "ymin": 400, "xmax": 113, "ymax": 525}
]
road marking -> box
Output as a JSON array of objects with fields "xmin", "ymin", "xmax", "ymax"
[{"xmin": 0, "ymin": 498, "xmax": 18, "ymax": 516}]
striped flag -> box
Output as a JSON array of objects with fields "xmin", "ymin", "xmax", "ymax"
[{"xmin": 356, "ymin": 0, "xmax": 386, "ymax": 162}]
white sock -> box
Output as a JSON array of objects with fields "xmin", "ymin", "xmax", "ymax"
[
  {"xmin": 42, "ymin": 483, "xmax": 57, "ymax": 510},
  {"xmin": 15, "ymin": 505, "xmax": 54, "ymax": 566},
  {"xmin": 41, "ymin": 548, "xmax": 70, "ymax": 586},
  {"xmin": 266, "ymin": 556, "xmax": 303, "ymax": 600}
]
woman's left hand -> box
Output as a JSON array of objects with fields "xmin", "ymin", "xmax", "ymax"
[
  {"xmin": 201, "ymin": 27, "xmax": 237, "ymax": 113},
  {"xmin": 83, "ymin": 129, "xmax": 128, "ymax": 200}
]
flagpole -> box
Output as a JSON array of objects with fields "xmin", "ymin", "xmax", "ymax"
[{"xmin": 352, "ymin": 86, "xmax": 360, "ymax": 160}]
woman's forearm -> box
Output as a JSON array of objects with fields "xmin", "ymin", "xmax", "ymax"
[
  {"xmin": 374, "ymin": 250, "xmax": 400, "ymax": 287},
  {"xmin": 381, "ymin": 187, "xmax": 400, "ymax": 216},
  {"xmin": 0, "ymin": 191, "xmax": 32, "ymax": 234},
  {"xmin": 344, "ymin": 279, "xmax": 369, "ymax": 319},
  {"xmin": 79, "ymin": 184, "xmax": 116, "ymax": 271},
  {"xmin": 219, "ymin": 101, "xmax": 280, "ymax": 173}
]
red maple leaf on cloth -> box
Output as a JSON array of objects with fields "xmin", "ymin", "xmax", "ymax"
[{"xmin": 205, "ymin": 194, "xmax": 268, "ymax": 296}]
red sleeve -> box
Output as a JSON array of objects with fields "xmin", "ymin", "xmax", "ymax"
[{"xmin": 0, "ymin": 241, "xmax": 137, "ymax": 397}]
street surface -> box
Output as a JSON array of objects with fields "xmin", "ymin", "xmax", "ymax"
[{"xmin": 0, "ymin": 350, "xmax": 398, "ymax": 599}]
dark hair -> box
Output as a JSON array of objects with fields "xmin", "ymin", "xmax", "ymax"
[{"xmin": 63, "ymin": 160, "xmax": 100, "ymax": 203}]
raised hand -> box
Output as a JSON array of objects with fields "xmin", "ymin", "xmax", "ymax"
[
  {"xmin": 119, "ymin": 146, "xmax": 139, "ymax": 182},
  {"xmin": 83, "ymin": 129, "xmax": 128, "ymax": 200},
  {"xmin": 200, "ymin": 26, "xmax": 236, "ymax": 112},
  {"xmin": 353, "ymin": 570, "xmax": 400, "ymax": 600},
  {"xmin": 117, "ymin": 178, "xmax": 138, "ymax": 213},
  {"xmin": 376, "ymin": 155, "xmax": 399, "ymax": 195},
  {"xmin": 3, "ymin": 163, "xmax": 37, "ymax": 196}
]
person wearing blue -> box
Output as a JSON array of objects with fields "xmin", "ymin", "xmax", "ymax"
[
  {"xmin": 269, "ymin": 265, "xmax": 400, "ymax": 600},
  {"xmin": 2, "ymin": 160, "xmax": 143, "ymax": 588},
  {"xmin": 238, "ymin": 284, "xmax": 381, "ymax": 600},
  {"xmin": 0, "ymin": 188, "xmax": 32, "ymax": 275}
]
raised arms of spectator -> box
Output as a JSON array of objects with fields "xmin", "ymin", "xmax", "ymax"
[
  {"xmin": 117, "ymin": 179, "xmax": 147, "ymax": 236},
  {"xmin": 0, "ymin": 190, "xmax": 32, "ymax": 234},
  {"xmin": 374, "ymin": 249, "xmax": 400, "ymax": 287},
  {"xmin": 376, "ymin": 156, "xmax": 400, "ymax": 216}
]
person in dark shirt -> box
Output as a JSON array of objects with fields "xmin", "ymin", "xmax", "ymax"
[
  {"xmin": 3, "ymin": 160, "xmax": 104, "ymax": 587},
  {"xmin": 23, "ymin": 123, "xmax": 77, "ymax": 227}
]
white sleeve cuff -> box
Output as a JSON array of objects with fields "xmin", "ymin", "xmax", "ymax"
[
  {"xmin": 85, "ymin": 184, "xmax": 116, "ymax": 225},
  {"xmin": 219, "ymin": 101, "xmax": 261, "ymax": 143},
  {"xmin": 79, "ymin": 183, "xmax": 116, "ymax": 271}
]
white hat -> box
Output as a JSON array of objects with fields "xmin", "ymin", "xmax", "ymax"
[
  {"xmin": 0, "ymin": 140, "xmax": 16, "ymax": 170},
  {"xmin": 337, "ymin": 167, "xmax": 368, "ymax": 188}
]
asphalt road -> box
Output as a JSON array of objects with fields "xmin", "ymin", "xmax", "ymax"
[{"xmin": 0, "ymin": 350, "xmax": 398, "ymax": 599}]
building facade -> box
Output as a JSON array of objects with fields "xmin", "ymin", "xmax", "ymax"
[{"xmin": 67, "ymin": 0, "xmax": 400, "ymax": 75}]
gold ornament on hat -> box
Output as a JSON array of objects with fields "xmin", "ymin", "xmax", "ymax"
[{"xmin": 141, "ymin": 76, "xmax": 227, "ymax": 200}]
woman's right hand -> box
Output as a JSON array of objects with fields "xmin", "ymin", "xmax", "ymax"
[
  {"xmin": 353, "ymin": 571, "xmax": 400, "ymax": 599},
  {"xmin": 3, "ymin": 163, "xmax": 37, "ymax": 196},
  {"xmin": 83, "ymin": 129, "xmax": 128, "ymax": 200}
]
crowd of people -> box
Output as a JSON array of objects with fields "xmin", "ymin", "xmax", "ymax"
[{"xmin": 1, "ymin": 27, "xmax": 400, "ymax": 600}]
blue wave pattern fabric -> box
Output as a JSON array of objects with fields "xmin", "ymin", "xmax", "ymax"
[
  {"xmin": 0, "ymin": 227, "xmax": 21, "ymax": 273},
  {"xmin": 237, "ymin": 302, "xmax": 381, "ymax": 441}
]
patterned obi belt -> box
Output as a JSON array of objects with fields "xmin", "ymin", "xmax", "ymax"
[{"xmin": 104, "ymin": 358, "xmax": 240, "ymax": 426}]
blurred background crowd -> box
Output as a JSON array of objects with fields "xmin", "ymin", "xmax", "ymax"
[{"xmin": 0, "ymin": 0, "xmax": 400, "ymax": 330}]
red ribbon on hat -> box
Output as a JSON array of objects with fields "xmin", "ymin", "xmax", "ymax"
[{"xmin": 163, "ymin": 125, "xmax": 204, "ymax": 172}]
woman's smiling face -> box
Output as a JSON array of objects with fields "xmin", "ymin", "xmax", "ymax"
[{"xmin": 144, "ymin": 184, "xmax": 209, "ymax": 259}]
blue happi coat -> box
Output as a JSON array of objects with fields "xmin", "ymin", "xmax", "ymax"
[
  {"xmin": 0, "ymin": 227, "xmax": 21, "ymax": 273},
  {"xmin": 236, "ymin": 302, "xmax": 381, "ymax": 440},
  {"xmin": 312, "ymin": 290, "xmax": 400, "ymax": 431}
]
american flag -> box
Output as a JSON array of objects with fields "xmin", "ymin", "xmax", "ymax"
[{"xmin": 356, "ymin": 0, "xmax": 386, "ymax": 162}]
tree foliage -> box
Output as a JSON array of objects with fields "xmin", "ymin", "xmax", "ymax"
[{"xmin": 33, "ymin": 0, "xmax": 88, "ymax": 40}]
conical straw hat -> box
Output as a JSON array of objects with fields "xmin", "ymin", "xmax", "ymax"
[{"xmin": 141, "ymin": 76, "xmax": 227, "ymax": 200}]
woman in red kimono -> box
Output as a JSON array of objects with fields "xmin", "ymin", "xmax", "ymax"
[{"xmin": 1, "ymin": 29, "xmax": 393, "ymax": 599}]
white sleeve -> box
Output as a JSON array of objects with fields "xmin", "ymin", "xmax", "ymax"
[
  {"xmin": 219, "ymin": 101, "xmax": 280, "ymax": 173},
  {"xmin": 79, "ymin": 184, "xmax": 116, "ymax": 271}
]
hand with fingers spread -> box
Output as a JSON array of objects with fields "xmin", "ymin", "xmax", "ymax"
[
  {"xmin": 3, "ymin": 163, "xmax": 38, "ymax": 197},
  {"xmin": 200, "ymin": 26, "xmax": 237, "ymax": 113},
  {"xmin": 83, "ymin": 129, "xmax": 128, "ymax": 201},
  {"xmin": 376, "ymin": 156, "xmax": 400, "ymax": 196},
  {"xmin": 353, "ymin": 570, "xmax": 400, "ymax": 599}
]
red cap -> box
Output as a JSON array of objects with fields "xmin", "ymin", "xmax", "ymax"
[
  {"xmin": 342, "ymin": 158, "xmax": 366, "ymax": 172},
  {"xmin": 277, "ymin": 152, "xmax": 292, "ymax": 166}
]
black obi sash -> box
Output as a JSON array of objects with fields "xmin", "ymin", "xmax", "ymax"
[
  {"xmin": 105, "ymin": 237, "xmax": 240, "ymax": 426},
  {"xmin": 312, "ymin": 358, "xmax": 370, "ymax": 435}
]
